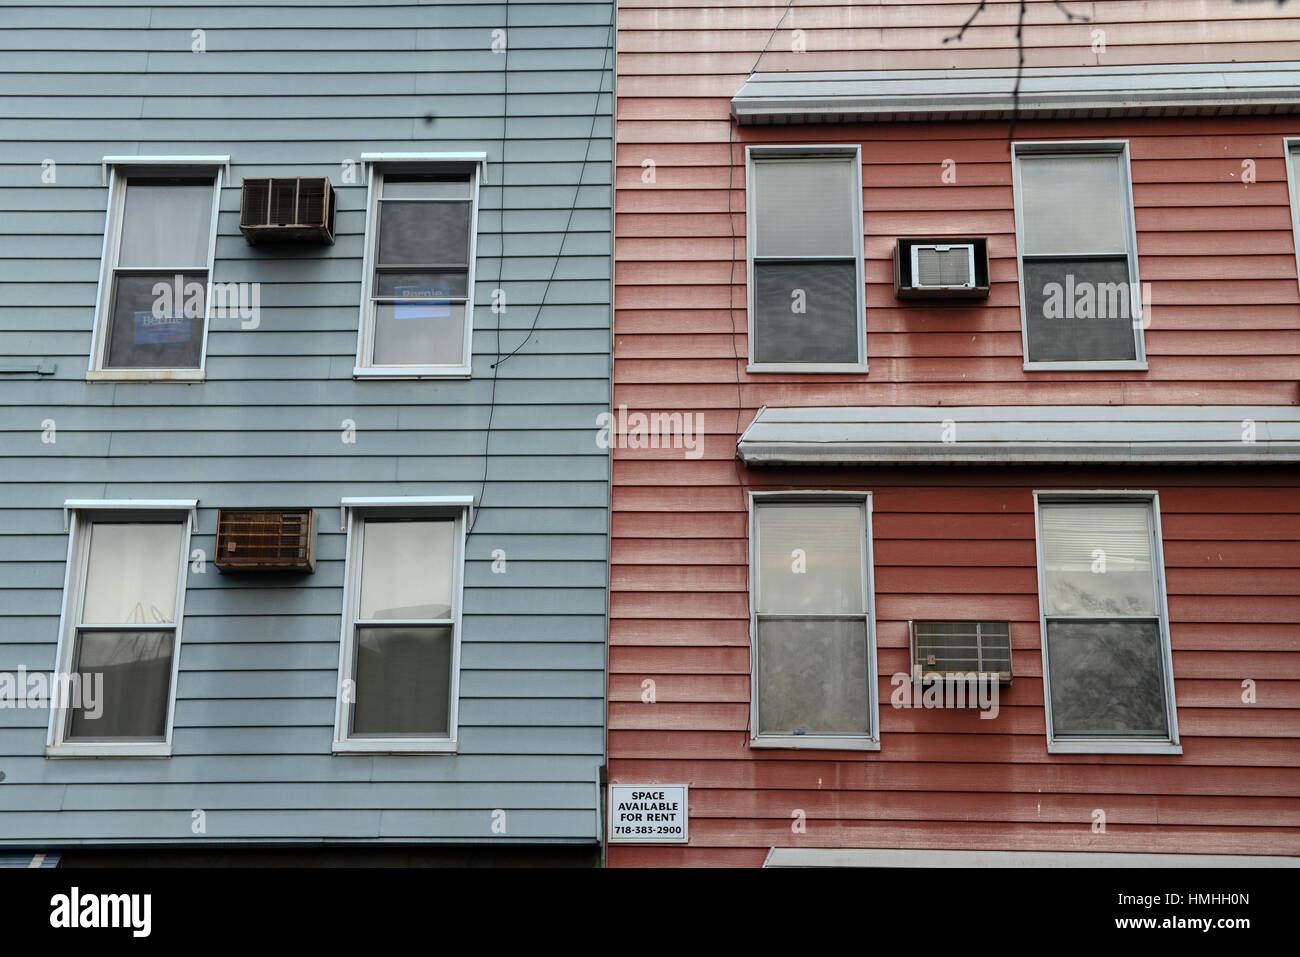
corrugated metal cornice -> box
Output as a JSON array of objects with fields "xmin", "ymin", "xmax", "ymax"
[
  {"xmin": 736, "ymin": 406, "xmax": 1300, "ymax": 466},
  {"xmin": 731, "ymin": 62, "xmax": 1300, "ymax": 125}
]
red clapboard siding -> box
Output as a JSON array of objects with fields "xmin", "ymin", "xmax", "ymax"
[
  {"xmin": 610, "ymin": 0, "xmax": 1300, "ymax": 865},
  {"xmin": 607, "ymin": 468, "xmax": 1300, "ymax": 863}
]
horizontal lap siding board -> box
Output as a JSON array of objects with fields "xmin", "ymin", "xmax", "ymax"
[
  {"xmin": 610, "ymin": 0, "xmax": 1300, "ymax": 865},
  {"xmin": 606, "ymin": 467, "xmax": 1300, "ymax": 865},
  {"xmin": 0, "ymin": 2, "xmax": 613, "ymax": 845}
]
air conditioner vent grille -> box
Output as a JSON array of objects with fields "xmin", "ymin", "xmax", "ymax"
[
  {"xmin": 909, "ymin": 620, "xmax": 1012, "ymax": 682},
  {"xmin": 916, "ymin": 246, "xmax": 973, "ymax": 287},
  {"xmin": 239, "ymin": 177, "xmax": 335, "ymax": 245},
  {"xmin": 214, "ymin": 508, "xmax": 315, "ymax": 572}
]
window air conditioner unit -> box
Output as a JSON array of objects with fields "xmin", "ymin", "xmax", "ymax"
[
  {"xmin": 214, "ymin": 509, "xmax": 316, "ymax": 572},
  {"xmin": 908, "ymin": 620, "xmax": 1012, "ymax": 685},
  {"xmin": 239, "ymin": 177, "xmax": 336, "ymax": 245},
  {"xmin": 894, "ymin": 237, "xmax": 990, "ymax": 299}
]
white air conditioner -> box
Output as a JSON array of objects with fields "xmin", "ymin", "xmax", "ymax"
[
  {"xmin": 910, "ymin": 243, "xmax": 977, "ymax": 290},
  {"xmin": 909, "ymin": 619, "xmax": 1013, "ymax": 685}
]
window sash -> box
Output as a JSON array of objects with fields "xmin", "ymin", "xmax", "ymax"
[
  {"xmin": 1012, "ymin": 143, "xmax": 1143, "ymax": 366},
  {"xmin": 358, "ymin": 168, "xmax": 477, "ymax": 373},
  {"xmin": 65, "ymin": 626, "xmax": 177, "ymax": 742},
  {"xmin": 746, "ymin": 147, "xmax": 865, "ymax": 370},
  {"xmin": 91, "ymin": 168, "xmax": 220, "ymax": 375},
  {"xmin": 335, "ymin": 507, "xmax": 465, "ymax": 750},
  {"xmin": 49, "ymin": 511, "xmax": 191, "ymax": 754},
  {"xmin": 1034, "ymin": 495, "xmax": 1178, "ymax": 749},
  {"xmin": 750, "ymin": 497, "xmax": 877, "ymax": 744}
]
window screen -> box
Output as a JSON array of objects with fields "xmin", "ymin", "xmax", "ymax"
[
  {"xmin": 750, "ymin": 154, "xmax": 862, "ymax": 366},
  {"xmin": 753, "ymin": 501, "xmax": 872, "ymax": 737},
  {"xmin": 101, "ymin": 178, "xmax": 215, "ymax": 369},
  {"xmin": 1016, "ymin": 149, "xmax": 1139, "ymax": 363},
  {"xmin": 1037, "ymin": 500, "xmax": 1173, "ymax": 739}
]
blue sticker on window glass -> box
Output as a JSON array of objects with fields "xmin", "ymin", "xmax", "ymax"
[
  {"xmin": 393, "ymin": 284, "xmax": 451, "ymax": 319},
  {"xmin": 133, "ymin": 311, "xmax": 191, "ymax": 344}
]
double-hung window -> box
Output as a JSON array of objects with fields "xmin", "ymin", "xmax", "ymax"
[
  {"xmin": 49, "ymin": 503, "xmax": 194, "ymax": 757},
  {"xmin": 746, "ymin": 147, "xmax": 865, "ymax": 372},
  {"xmin": 1012, "ymin": 142, "xmax": 1145, "ymax": 369},
  {"xmin": 1034, "ymin": 493, "xmax": 1180, "ymax": 754},
  {"xmin": 334, "ymin": 500, "xmax": 468, "ymax": 752},
  {"xmin": 356, "ymin": 161, "xmax": 479, "ymax": 377},
  {"xmin": 1285, "ymin": 137, "xmax": 1300, "ymax": 294},
  {"xmin": 90, "ymin": 161, "xmax": 223, "ymax": 380},
  {"xmin": 749, "ymin": 494, "xmax": 879, "ymax": 749}
]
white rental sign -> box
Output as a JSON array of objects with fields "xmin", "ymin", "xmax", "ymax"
[{"xmin": 608, "ymin": 784, "xmax": 688, "ymax": 843}]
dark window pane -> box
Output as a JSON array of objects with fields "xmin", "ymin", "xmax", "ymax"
[
  {"xmin": 373, "ymin": 271, "xmax": 468, "ymax": 299},
  {"xmin": 1023, "ymin": 257, "xmax": 1137, "ymax": 362},
  {"xmin": 104, "ymin": 272, "xmax": 206, "ymax": 368},
  {"xmin": 377, "ymin": 201, "xmax": 471, "ymax": 266},
  {"xmin": 67, "ymin": 630, "xmax": 174, "ymax": 740},
  {"xmin": 758, "ymin": 619, "xmax": 870, "ymax": 735},
  {"xmin": 352, "ymin": 625, "xmax": 452, "ymax": 736},
  {"xmin": 1047, "ymin": 619, "xmax": 1168, "ymax": 736},
  {"xmin": 372, "ymin": 302, "xmax": 466, "ymax": 366},
  {"xmin": 754, "ymin": 261, "xmax": 859, "ymax": 364}
]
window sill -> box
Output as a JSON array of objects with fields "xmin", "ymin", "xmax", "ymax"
[
  {"xmin": 46, "ymin": 742, "xmax": 173, "ymax": 759},
  {"xmin": 747, "ymin": 362, "xmax": 868, "ymax": 375},
  {"xmin": 750, "ymin": 735, "xmax": 880, "ymax": 752},
  {"xmin": 353, "ymin": 366, "xmax": 471, "ymax": 380},
  {"xmin": 1047, "ymin": 739, "xmax": 1181, "ymax": 755},
  {"xmin": 332, "ymin": 738, "xmax": 458, "ymax": 755},
  {"xmin": 86, "ymin": 369, "xmax": 205, "ymax": 383},
  {"xmin": 1022, "ymin": 360, "xmax": 1148, "ymax": 372}
]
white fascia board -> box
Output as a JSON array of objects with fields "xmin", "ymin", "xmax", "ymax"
[
  {"xmin": 359, "ymin": 152, "xmax": 489, "ymax": 183},
  {"xmin": 63, "ymin": 499, "xmax": 199, "ymax": 531},
  {"xmin": 731, "ymin": 62, "xmax": 1300, "ymax": 125}
]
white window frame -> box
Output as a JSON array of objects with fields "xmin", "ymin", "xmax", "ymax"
[
  {"xmin": 87, "ymin": 158, "xmax": 225, "ymax": 383},
  {"xmin": 354, "ymin": 154, "xmax": 482, "ymax": 379},
  {"xmin": 747, "ymin": 491, "xmax": 880, "ymax": 751},
  {"xmin": 46, "ymin": 500, "xmax": 196, "ymax": 758},
  {"xmin": 1032, "ymin": 490, "xmax": 1181, "ymax": 755},
  {"xmin": 332, "ymin": 497, "xmax": 470, "ymax": 753},
  {"xmin": 745, "ymin": 145, "xmax": 867, "ymax": 374},
  {"xmin": 1284, "ymin": 136, "xmax": 1300, "ymax": 295},
  {"xmin": 1011, "ymin": 141, "xmax": 1147, "ymax": 372}
]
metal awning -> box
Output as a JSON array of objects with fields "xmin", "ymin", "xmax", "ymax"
[
  {"xmin": 736, "ymin": 406, "xmax": 1300, "ymax": 466},
  {"xmin": 731, "ymin": 62, "xmax": 1300, "ymax": 125}
]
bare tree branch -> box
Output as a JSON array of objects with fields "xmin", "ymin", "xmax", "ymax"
[{"xmin": 949, "ymin": 0, "xmax": 1092, "ymax": 147}]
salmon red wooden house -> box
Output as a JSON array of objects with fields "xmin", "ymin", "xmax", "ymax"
[{"xmin": 608, "ymin": 0, "xmax": 1300, "ymax": 867}]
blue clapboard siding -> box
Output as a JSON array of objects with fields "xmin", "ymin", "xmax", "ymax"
[{"xmin": 0, "ymin": 0, "xmax": 612, "ymax": 846}]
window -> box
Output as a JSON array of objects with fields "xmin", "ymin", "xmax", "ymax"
[
  {"xmin": 749, "ymin": 494, "xmax": 879, "ymax": 749},
  {"xmin": 49, "ymin": 503, "xmax": 194, "ymax": 757},
  {"xmin": 357, "ymin": 162, "xmax": 479, "ymax": 377},
  {"xmin": 1012, "ymin": 143, "xmax": 1145, "ymax": 369},
  {"xmin": 1033, "ymin": 493, "xmax": 1180, "ymax": 754},
  {"xmin": 90, "ymin": 162, "xmax": 222, "ymax": 379},
  {"xmin": 334, "ymin": 500, "xmax": 468, "ymax": 752},
  {"xmin": 1285, "ymin": 137, "xmax": 1300, "ymax": 294},
  {"xmin": 746, "ymin": 147, "xmax": 865, "ymax": 372}
]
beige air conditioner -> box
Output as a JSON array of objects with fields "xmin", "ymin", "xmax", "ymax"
[{"xmin": 239, "ymin": 177, "xmax": 335, "ymax": 245}]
